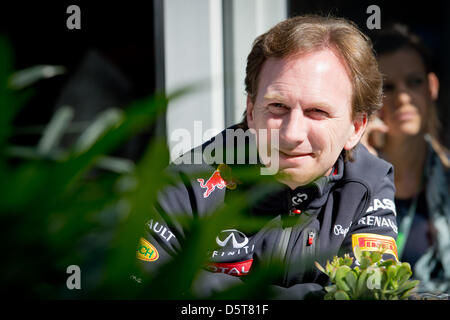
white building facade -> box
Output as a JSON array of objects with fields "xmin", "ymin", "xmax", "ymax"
[{"xmin": 163, "ymin": 0, "xmax": 287, "ymax": 161}]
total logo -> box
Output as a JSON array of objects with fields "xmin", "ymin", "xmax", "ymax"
[
  {"xmin": 206, "ymin": 259, "xmax": 253, "ymax": 277},
  {"xmin": 211, "ymin": 229, "xmax": 255, "ymax": 258}
]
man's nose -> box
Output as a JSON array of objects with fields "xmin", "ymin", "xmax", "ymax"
[{"xmin": 280, "ymin": 109, "xmax": 307, "ymax": 147}]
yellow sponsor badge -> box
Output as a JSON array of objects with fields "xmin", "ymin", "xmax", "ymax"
[
  {"xmin": 136, "ymin": 237, "xmax": 159, "ymax": 262},
  {"xmin": 352, "ymin": 233, "xmax": 399, "ymax": 261}
]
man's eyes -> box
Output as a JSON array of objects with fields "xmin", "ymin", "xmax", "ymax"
[
  {"xmin": 267, "ymin": 103, "xmax": 289, "ymax": 114},
  {"xmin": 307, "ymin": 108, "xmax": 327, "ymax": 115},
  {"xmin": 269, "ymin": 103, "xmax": 287, "ymax": 108},
  {"xmin": 267, "ymin": 103, "xmax": 328, "ymax": 118},
  {"xmin": 306, "ymin": 108, "xmax": 329, "ymax": 119}
]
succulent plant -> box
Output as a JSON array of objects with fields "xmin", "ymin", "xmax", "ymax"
[{"xmin": 315, "ymin": 246, "xmax": 420, "ymax": 300}]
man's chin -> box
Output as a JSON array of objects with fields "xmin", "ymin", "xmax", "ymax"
[{"xmin": 275, "ymin": 168, "xmax": 318, "ymax": 188}]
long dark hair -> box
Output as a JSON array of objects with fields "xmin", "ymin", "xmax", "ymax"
[{"xmin": 371, "ymin": 24, "xmax": 449, "ymax": 167}]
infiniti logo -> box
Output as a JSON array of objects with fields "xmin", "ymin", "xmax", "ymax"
[{"xmin": 216, "ymin": 229, "xmax": 249, "ymax": 249}]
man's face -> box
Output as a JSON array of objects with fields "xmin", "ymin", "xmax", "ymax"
[{"xmin": 247, "ymin": 48, "xmax": 366, "ymax": 189}]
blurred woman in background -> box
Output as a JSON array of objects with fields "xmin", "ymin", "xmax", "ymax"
[{"xmin": 362, "ymin": 24, "xmax": 450, "ymax": 295}]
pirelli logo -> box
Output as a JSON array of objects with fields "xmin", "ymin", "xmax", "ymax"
[{"xmin": 352, "ymin": 233, "xmax": 398, "ymax": 261}]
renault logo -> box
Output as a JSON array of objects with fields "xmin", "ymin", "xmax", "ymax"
[{"xmin": 216, "ymin": 229, "xmax": 249, "ymax": 249}]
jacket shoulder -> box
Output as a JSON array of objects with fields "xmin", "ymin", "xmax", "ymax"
[{"xmin": 343, "ymin": 143, "xmax": 394, "ymax": 188}]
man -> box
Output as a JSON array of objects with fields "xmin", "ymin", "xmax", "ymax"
[{"xmin": 135, "ymin": 15, "xmax": 399, "ymax": 299}]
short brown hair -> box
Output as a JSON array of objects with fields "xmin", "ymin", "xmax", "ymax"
[{"xmin": 239, "ymin": 15, "xmax": 383, "ymax": 160}]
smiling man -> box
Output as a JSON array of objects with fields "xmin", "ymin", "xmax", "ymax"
[
  {"xmin": 136, "ymin": 15, "xmax": 400, "ymax": 299},
  {"xmin": 247, "ymin": 49, "xmax": 364, "ymax": 188}
]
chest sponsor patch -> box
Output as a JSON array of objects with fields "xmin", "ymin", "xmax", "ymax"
[
  {"xmin": 206, "ymin": 259, "xmax": 253, "ymax": 277},
  {"xmin": 366, "ymin": 198, "xmax": 397, "ymax": 216},
  {"xmin": 147, "ymin": 219, "xmax": 176, "ymax": 243},
  {"xmin": 197, "ymin": 164, "xmax": 237, "ymax": 198},
  {"xmin": 357, "ymin": 215, "xmax": 398, "ymax": 233},
  {"xmin": 352, "ymin": 233, "xmax": 398, "ymax": 261},
  {"xmin": 333, "ymin": 223, "xmax": 352, "ymax": 237},
  {"xmin": 136, "ymin": 237, "xmax": 159, "ymax": 262}
]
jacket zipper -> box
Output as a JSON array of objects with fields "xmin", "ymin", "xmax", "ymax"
[
  {"xmin": 276, "ymin": 227, "xmax": 292, "ymax": 264},
  {"xmin": 278, "ymin": 216, "xmax": 316, "ymax": 286},
  {"xmin": 307, "ymin": 230, "xmax": 316, "ymax": 247},
  {"xmin": 303, "ymin": 228, "xmax": 318, "ymax": 283}
]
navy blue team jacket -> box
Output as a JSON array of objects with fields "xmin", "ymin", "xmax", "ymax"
[{"xmin": 135, "ymin": 126, "xmax": 399, "ymax": 299}]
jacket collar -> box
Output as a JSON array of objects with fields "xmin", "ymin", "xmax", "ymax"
[
  {"xmin": 248, "ymin": 152, "xmax": 344, "ymax": 216},
  {"xmin": 204, "ymin": 125, "xmax": 345, "ymax": 216}
]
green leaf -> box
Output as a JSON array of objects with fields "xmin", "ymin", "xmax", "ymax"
[
  {"xmin": 326, "ymin": 261, "xmax": 337, "ymax": 282},
  {"xmin": 396, "ymin": 263, "xmax": 412, "ymax": 284},
  {"xmin": 370, "ymin": 251, "xmax": 382, "ymax": 264},
  {"xmin": 356, "ymin": 269, "xmax": 370, "ymax": 297},
  {"xmin": 315, "ymin": 261, "xmax": 325, "ymax": 274},
  {"xmin": 324, "ymin": 292, "xmax": 335, "ymax": 300},
  {"xmin": 324, "ymin": 285, "xmax": 337, "ymax": 293},
  {"xmin": 74, "ymin": 108, "xmax": 124, "ymax": 153},
  {"xmin": 9, "ymin": 65, "xmax": 66, "ymax": 89},
  {"xmin": 399, "ymin": 281, "xmax": 420, "ymax": 300},
  {"xmin": 37, "ymin": 106, "xmax": 74, "ymax": 155},
  {"xmin": 397, "ymin": 280, "xmax": 419, "ymax": 296},
  {"xmin": 342, "ymin": 254, "xmax": 353, "ymax": 267},
  {"xmin": 334, "ymin": 290, "xmax": 350, "ymax": 300},
  {"xmin": 359, "ymin": 256, "xmax": 372, "ymax": 269},
  {"xmin": 335, "ymin": 266, "xmax": 351, "ymax": 291},
  {"xmin": 353, "ymin": 245, "xmax": 362, "ymax": 263},
  {"xmin": 378, "ymin": 259, "xmax": 395, "ymax": 268},
  {"xmin": 345, "ymin": 270, "xmax": 357, "ymax": 292},
  {"xmin": 387, "ymin": 265, "xmax": 398, "ymax": 282}
]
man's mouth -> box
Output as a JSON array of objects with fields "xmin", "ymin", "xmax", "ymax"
[{"xmin": 278, "ymin": 150, "xmax": 314, "ymax": 159}]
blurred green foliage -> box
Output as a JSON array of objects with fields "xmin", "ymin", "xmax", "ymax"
[
  {"xmin": 0, "ymin": 36, "xmax": 285, "ymax": 299},
  {"xmin": 2, "ymin": 36, "xmax": 430, "ymax": 301}
]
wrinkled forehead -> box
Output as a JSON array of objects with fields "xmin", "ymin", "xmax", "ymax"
[{"xmin": 256, "ymin": 49, "xmax": 353, "ymax": 107}]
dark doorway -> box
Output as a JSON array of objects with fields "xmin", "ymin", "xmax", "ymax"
[{"xmin": 0, "ymin": 1, "xmax": 165, "ymax": 161}]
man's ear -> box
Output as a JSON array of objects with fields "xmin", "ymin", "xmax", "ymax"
[
  {"xmin": 344, "ymin": 113, "xmax": 368, "ymax": 150},
  {"xmin": 246, "ymin": 95, "xmax": 255, "ymax": 129},
  {"xmin": 428, "ymin": 72, "xmax": 439, "ymax": 101}
]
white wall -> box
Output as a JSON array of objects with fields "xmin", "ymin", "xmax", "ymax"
[
  {"xmin": 164, "ymin": 0, "xmax": 287, "ymax": 161},
  {"xmin": 228, "ymin": 0, "xmax": 287, "ymax": 125}
]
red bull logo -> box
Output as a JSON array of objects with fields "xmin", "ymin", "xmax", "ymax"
[
  {"xmin": 197, "ymin": 164, "xmax": 236, "ymax": 198},
  {"xmin": 197, "ymin": 170, "xmax": 227, "ymax": 198}
]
